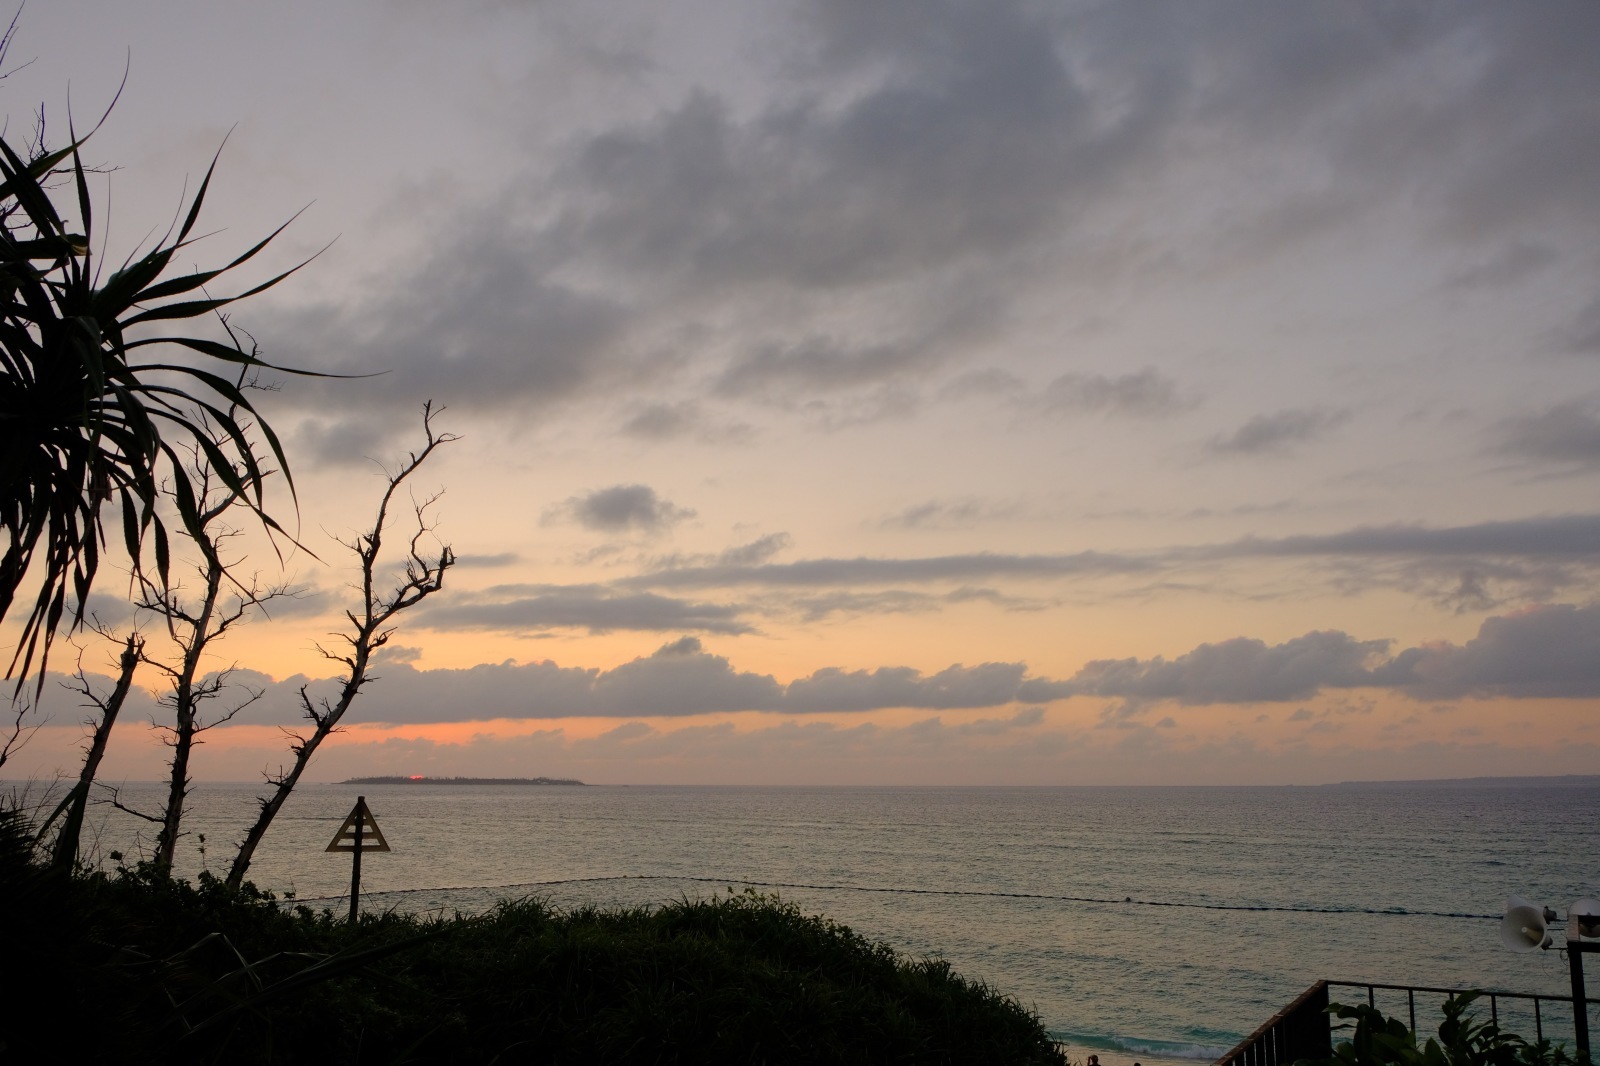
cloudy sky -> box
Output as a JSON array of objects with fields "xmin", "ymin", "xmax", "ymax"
[{"xmin": 8, "ymin": 0, "xmax": 1600, "ymax": 785}]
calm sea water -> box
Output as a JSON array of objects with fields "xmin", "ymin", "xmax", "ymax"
[{"xmin": 41, "ymin": 781, "xmax": 1600, "ymax": 1062}]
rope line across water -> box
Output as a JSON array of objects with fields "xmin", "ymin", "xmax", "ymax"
[{"xmin": 282, "ymin": 873, "xmax": 1500, "ymax": 920}]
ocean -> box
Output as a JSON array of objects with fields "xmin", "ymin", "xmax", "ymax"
[{"xmin": 40, "ymin": 779, "xmax": 1600, "ymax": 1063}]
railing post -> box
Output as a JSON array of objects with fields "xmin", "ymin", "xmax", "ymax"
[{"xmin": 1568, "ymin": 922, "xmax": 1590, "ymax": 1063}]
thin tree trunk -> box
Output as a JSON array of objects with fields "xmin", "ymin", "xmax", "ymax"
[
  {"xmin": 228, "ymin": 658, "xmax": 370, "ymax": 888},
  {"xmin": 153, "ymin": 544, "xmax": 225, "ymax": 872},
  {"xmin": 45, "ymin": 635, "xmax": 142, "ymax": 870},
  {"xmin": 153, "ymin": 685, "xmax": 197, "ymax": 870}
]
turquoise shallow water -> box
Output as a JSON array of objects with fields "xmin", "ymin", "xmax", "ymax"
[{"xmin": 47, "ymin": 780, "xmax": 1600, "ymax": 1061}]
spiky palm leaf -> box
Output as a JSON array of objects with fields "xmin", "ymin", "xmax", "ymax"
[{"xmin": 0, "ymin": 128, "xmax": 317, "ymax": 689}]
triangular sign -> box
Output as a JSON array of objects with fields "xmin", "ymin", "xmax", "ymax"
[{"xmin": 325, "ymin": 797, "xmax": 392, "ymax": 852}]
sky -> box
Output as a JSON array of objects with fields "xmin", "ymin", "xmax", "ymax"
[{"xmin": 5, "ymin": 0, "xmax": 1600, "ymax": 786}]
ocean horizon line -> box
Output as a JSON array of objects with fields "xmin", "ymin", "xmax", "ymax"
[{"xmin": 15, "ymin": 773, "xmax": 1596, "ymax": 789}]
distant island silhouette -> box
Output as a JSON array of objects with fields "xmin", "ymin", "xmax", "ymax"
[
  {"xmin": 1324, "ymin": 773, "xmax": 1600, "ymax": 789},
  {"xmin": 341, "ymin": 775, "xmax": 586, "ymax": 786}
]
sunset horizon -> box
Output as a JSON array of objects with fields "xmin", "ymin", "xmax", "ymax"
[{"xmin": 6, "ymin": 1, "xmax": 1599, "ymax": 790}]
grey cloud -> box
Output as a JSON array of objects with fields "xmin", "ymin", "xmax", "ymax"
[
  {"xmin": 1033, "ymin": 631, "xmax": 1391, "ymax": 706},
  {"xmin": 566, "ymin": 7, "xmax": 1158, "ymax": 293},
  {"xmin": 291, "ymin": 417, "xmax": 392, "ymax": 467},
  {"xmin": 240, "ymin": 639, "xmax": 779, "ymax": 724},
  {"xmin": 373, "ymin": 644, "xmax": 424, "ymax": 665},
  {"xmin": 622, "ymin": 402, "xmax": 696, "ymax": 440},
  {"xmin": 75, "ymin": 592, "xmax": 141, "ymax": 629},
  {"xmin": 558, "ymin": 484, "xmax": 694, "ymax": 533},
  {"xmin": 1446, "ymin": 242, "xmax": 1558, "ymax": 290},
  {"xmin": 717, "ymin": 533, "xmax": 791, "ymax": 567},
  {"xmin": 1372, "ymin": 603, "xmax": 1600, "ymax": 699},
  {"xmin": 620, "ymin": 401, "xmax": 754, "ymax": 444},
  {"xmin": 1497, "ymin": 401, "xmax": 1600, "ymax": 466},
  {"xmin": 880, "ymin": 498, "xmax": 988, "ymax": 530},
  {"xmin": 229, "ymin": 638, "xmax": 1054, "ymax": 724},
  {"xmin": 1347, "ymin": 556, "xmax": 1585, "ymax": 618},
  {"xmin": 75, "ymin": 583, "xmax": 324, "ymax": 631},
  {"xmin": 1209, "ymin": 516, "xmax": 1600, "ymax": 608},
  {"xmin": 1038, "ymin": 368, "xmax": 1195, "ymax": 418},
  {"xmin": 629, "ymin": 550, "xmax": 1152, "ymax": 590},
  {"xmin": 276, "ymin": 226, "xmax": 631, "ymax": 423},
  {"xmin": 419, "ymin": 584, "xmax": 750, "ymax": 635},
  {"xmin": 641, "ymin": 533, "xmax": 795, "ymax": 577},
  {"xmin": 588, "ymin": 637, "xmax": 783, "ymax": 715},
  {"xmin": 939, "ymin": 369, "xmax": 1027, "ymax": 401},
  {"xmin": 611, "ymin": 514, "xmax": 1600, "ymax": 604},
  {"xmin": 786, "ymin": 661, "xmax": 1029, "ymax": 713},
  {"xmin": 476, "ymin": 515, "xmax": 1600, "ymax": 634},
  {"xmin": 785, "ymin": 586, "xmax": 1048, "ymax": 623},
  {"xmin": 1172, "ymin": 3, "xmax": 1600, "ymax": 247},
  {"xmin": 786, "ymin": 589, "xmax": 942, "ymax": 622},
  {"xmin": 1565, "ymin": 297, "xmax": 1600, "ymax": 356},
  {"xmin": 1046, "ymin": 603, "xmax": 1600, "ymax": 706},
  {"xmin": 943, "ymin": 586, "xmax": 1052, "ymax": 612},
  {"xmin": 715, "ymin": 337, "xmax": 927, "ymax": 399},
  {"xmin": 231, "ymin": 0, "xmax": 1600, "ymax": 455},
  {"xmin": 212, "ymin": 600, "xmax": 1600, "ymax": 727},
  {"xmin": 1207, "ymin": 408, "xmax": 1348, "ymax": 456},
  {"xmin": 1420, "ymin": 565, "xmax": 1502, "ymax": 615},
  {"xmin": 454, "ymin": 552, "xmax": 522, "ymax": 569},
  {"xmin": 1216, "ymin": 514, "xmax": 1600, "ymax": 561},
  {"xmin": 261, "ymin": 1, "xmax": 1600, "ymax": 433},
  {"xmin": 1414, "ymin": 6, "xmax": 1600, "ymax": 243},
  {"xmin": 956, "ymin": 706, "xmax": 1045, "ymax": 736}
]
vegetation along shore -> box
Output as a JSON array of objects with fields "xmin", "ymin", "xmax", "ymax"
[{"xmin": 1, "ymin": 808, "xmax": 1066, "ymax": 1064}]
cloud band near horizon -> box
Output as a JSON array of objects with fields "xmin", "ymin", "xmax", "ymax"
[{"xmin": 56, "ymin": 602, "xmax": 1600, "ymax": 728}]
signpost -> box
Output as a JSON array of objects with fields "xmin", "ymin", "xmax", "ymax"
[{"xmin": 326, "ymin": 795, "xmax": 391, "ymax": 920}]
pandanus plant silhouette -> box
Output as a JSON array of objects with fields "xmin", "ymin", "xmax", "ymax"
[{"xmin": 0, "ymin": 114, "xmax": 320, "ymax": 689}]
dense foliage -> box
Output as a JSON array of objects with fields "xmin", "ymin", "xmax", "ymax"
[
  {"xmin": 0, "ymin": 809, "xmax": 1066, "ymax": 1064},
  {"xmin": 1298, "ymin": 995, "xmax": 1582, "ymax": 1066}
]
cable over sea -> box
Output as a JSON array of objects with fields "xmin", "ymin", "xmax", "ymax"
[{"xmin": 73, "ymin": 781, "xmax": 1600, "ymax": 1064}]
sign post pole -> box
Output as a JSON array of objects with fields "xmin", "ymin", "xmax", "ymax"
[
  {"xmin": 326, "ymin": 795, "xmax": 391, "ymax": 922},
  {"xmin": 349, "ymin": 799, "xmax": 365, "ymax": 922}
]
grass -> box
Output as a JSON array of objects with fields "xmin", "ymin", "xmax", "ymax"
[{"xmin": 0, "ymin": 808, "xmax": 1067, "ymax": 1064}]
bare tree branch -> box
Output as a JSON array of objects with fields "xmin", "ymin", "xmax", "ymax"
[
  {"xmin": 0, "ymin": 691, "xmax": 37, "ymax": 773},
  {"xmin": 227, "ymin": 402, "xmax": 456, "ymax": 889},
  {"xmin": 99, "ymin": 782, "xmax": 163, "ymax": 824}
]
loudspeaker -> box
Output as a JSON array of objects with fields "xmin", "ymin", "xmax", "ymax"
[
  {"xmin": 1500, "ymin": 895, "xmax": 1551, "ymax": 952},
  {"xmin": 1571, "ymin": 898, "xmax": 1600, "ymax": 939}
]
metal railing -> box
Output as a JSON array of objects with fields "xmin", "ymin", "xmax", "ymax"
[
  {"xmin": 1326, "ymin": 981, "xmax": 1580, "ymax": 1047},
  {"xmin": 1215, "ymin": 981, "xmax": 1332, "ymax": 1066},
  {"xmin": 1214, "ymin": 980, "xmax": 1585, "ymax": 1066}
]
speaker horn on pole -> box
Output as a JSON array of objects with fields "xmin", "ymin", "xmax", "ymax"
[
  {"xmin": 1571, "ymin": 898, "xmax": 1600, "ymax": 939},
  {"xmin": 1501, "ymin": 895, "xmax": 1552, "ymax": 952}
]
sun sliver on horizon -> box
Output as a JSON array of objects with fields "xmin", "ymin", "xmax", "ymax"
[{"xmin": 339, "ymin": 775, "xmax": 587, "ymax": 786}]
